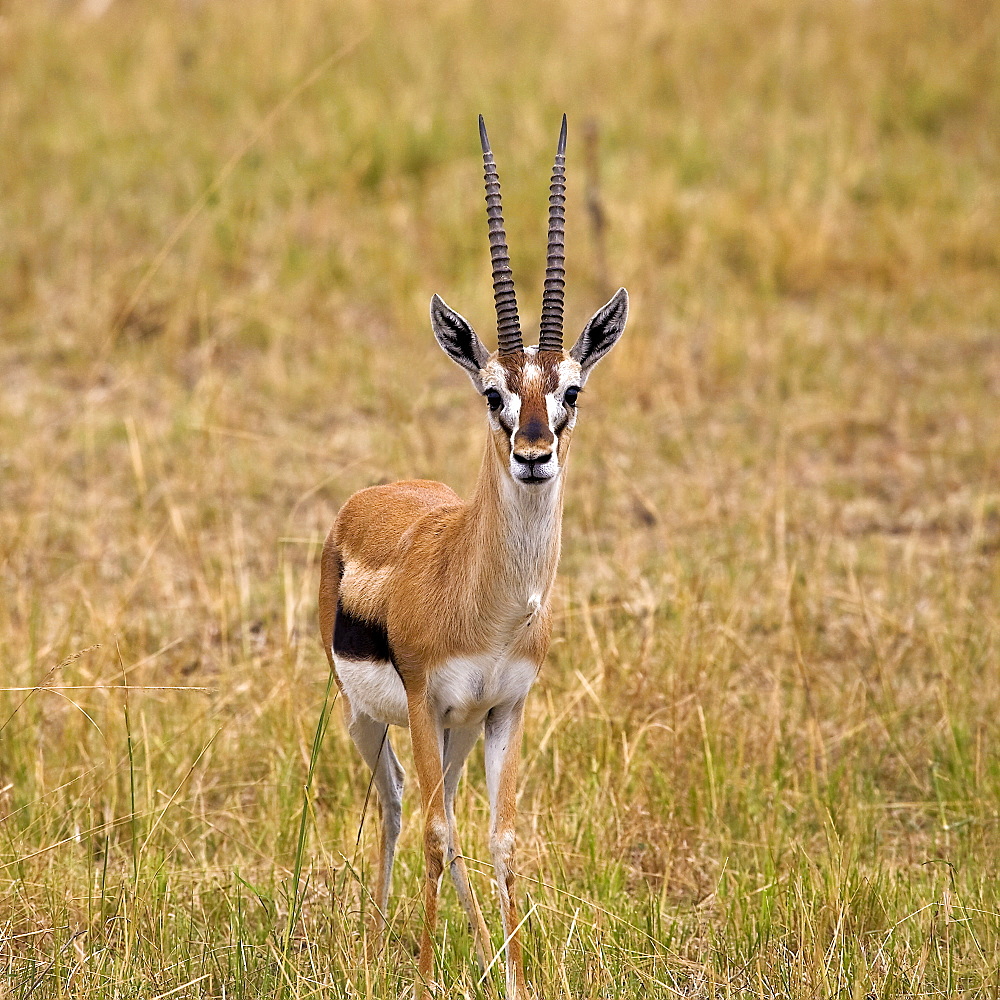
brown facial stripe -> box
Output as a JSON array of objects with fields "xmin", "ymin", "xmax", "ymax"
[
  {"xmin": 497, "ymin": 351, "xmax": 562, "ymax": 395},
  {"xmin": 535, "ymin": 350, "xmax": 565, "ymax": 389},
  {"xmin": 513, "ymin": 381, "xmax": 555, "ymax": 450},
  {"xmin": 517, "ymin": 408, "xmax": 552, "ymax": 444},
  {"xmin": 496, "ymin": 352, "xmax": 525, "ymax": 391},
  {"xmin": 496, "ymin": 351, "xmax": 564, "ymax": 450}
]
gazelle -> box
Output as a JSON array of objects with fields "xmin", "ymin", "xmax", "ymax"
[{"xmin": 318, "ymin": 115, "xmax": 628, "ymax": 999}]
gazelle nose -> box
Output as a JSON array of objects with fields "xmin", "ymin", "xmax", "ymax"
[{"xmin": 513, "ymin": 451, "xmax": 551, "ymax": 466}]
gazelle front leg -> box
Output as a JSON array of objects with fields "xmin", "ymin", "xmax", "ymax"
[
  {"xmin": 485, "ymin": 699, "xmax": 530, "ymax": 1000},
  {"xmin": 443, "ymin": 724, "xmax": 492, "ymax": 973},
  {"xmin": 407, "ymin": 687, "xmax": 448, "ymax": 999}
]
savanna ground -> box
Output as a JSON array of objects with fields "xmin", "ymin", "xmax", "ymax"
[{"xmin": 1, "ymin": 0, "xmax": 999, "ymax": 996}]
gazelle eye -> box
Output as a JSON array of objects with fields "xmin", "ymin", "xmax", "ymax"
[
  {"xmin": 484, "ymin": 389, "xmax": 503, "ymax": 411},
  {"xmin": 564, "ymin": 386, "xmax": 580, "ymax": 407}
]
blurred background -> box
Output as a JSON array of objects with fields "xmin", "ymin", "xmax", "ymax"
[{"xmin": 1, "ymin": 0, "xmax": 999, "ymax": 995}]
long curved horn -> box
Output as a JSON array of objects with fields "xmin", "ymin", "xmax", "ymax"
[
  {"xmin": 479, "ymin": 115, "xmax": 523, "ymax": 355},
  {"xmin": 538, "ymin": 114, "xmax": 567, "ymax": 353}
]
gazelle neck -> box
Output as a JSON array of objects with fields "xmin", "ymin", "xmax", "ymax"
[{"xmin": 466, "ymin": 437, "xmax": 565, "ymax": 616}]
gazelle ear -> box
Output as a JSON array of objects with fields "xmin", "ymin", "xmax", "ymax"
[
  {"xmin": 430, "ymin": 294, "xmax": 489, "ymax": 390},
  {"xmin": 570, "ymin": 288, "xmax": 629, "ymax": 374}
]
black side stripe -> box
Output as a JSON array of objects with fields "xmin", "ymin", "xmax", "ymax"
[{"xmin": 333, "ymin": 600, "xmax": 400, "ymax": 676}]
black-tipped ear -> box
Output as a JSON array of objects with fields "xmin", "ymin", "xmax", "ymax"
[
  {"xmin": 430, "ymin": 294, "xmax": 489, "ymax": 389},
  {"xmin": 569, "ymin": 288, "xmax": 629, "ymax": 373}
]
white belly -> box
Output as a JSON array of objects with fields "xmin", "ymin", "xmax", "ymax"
[
  {"xmin": 333, "ymin": 651, "xmax": 538, "ymax": 729},
  {"xmin": 429, "ymin": 654, "xmax": 538, "ymax": 727},
  {"xmin": 334, "ymin": 655, "xmax": 409, "ymax": 727}
]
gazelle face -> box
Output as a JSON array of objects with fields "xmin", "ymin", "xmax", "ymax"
[
  {"xmin": 427, "ymin": 116, "xmax": 630, "ymax": 491},
  {"xmin": 430, "ymin": 287, "xmax": 629, "ymax": 488},
  {"xmin": 480, "ymin": 349, "xmax": 582, "ymax": 487}
]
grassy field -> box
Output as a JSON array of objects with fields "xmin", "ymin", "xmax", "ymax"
[{"xmin": 2, "ymin": 0, "xmax": 999, "ymax": 995}]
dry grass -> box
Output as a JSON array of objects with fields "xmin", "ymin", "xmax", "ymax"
[{"xmin": 1, "ymin": 0, "xmax": 999, "ymax": 996}]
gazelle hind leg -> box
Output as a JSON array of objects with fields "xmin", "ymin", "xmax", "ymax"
[
  {"xmin": 347, "ymin": 709, "xmax": 404, "ymax": 941},
  {"xmin": 485, "ymin": 700, "xmax": 530, "ymax": 1000},
  {"xmin": 443, "ymin": 724, "xmax": 492, "ymax": 973}
]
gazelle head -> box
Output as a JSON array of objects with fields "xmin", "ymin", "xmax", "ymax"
[{"xmin": 431, "ymin": 115, "xmax": 629, "ymax": 488}]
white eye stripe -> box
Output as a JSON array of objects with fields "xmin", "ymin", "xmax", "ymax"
[
  {"xmin": 545, "ymin": 393, "xmax": 560, "ymax": 431},
  {"xmin": 505, "ymin": 394, "xmax": 521, "ymax": 428}
]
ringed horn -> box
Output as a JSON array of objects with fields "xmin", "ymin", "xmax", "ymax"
[
  {"xmin": 479, "ymin": 115, "xmax": 523, "ymax": 355},
  {"xmin": 538, "ymin": 113, "xmax": 567, "ymax": 353}
]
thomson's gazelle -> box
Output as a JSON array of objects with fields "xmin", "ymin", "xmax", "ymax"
[{"xmin": 318, "ymin": 115, "xmax": 628, "ymax": 999}]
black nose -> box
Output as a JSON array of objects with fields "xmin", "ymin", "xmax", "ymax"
[{"xmin": 513, "ymin": 452, "xmax": 552, "ymax": 466}]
